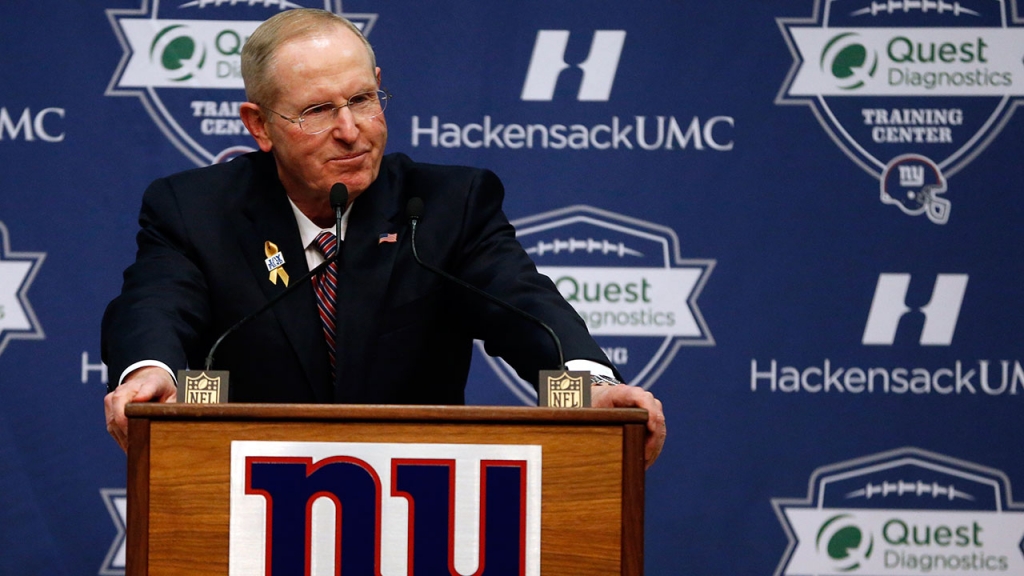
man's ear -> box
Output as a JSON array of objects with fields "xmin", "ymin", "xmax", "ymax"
[
  {"xmin": 240, "ymin": 103, "xmax": 273, "ymax": 152},
  {"xmin": 376, "ymin": 67, "xmax": 382, "ymax": 87}
]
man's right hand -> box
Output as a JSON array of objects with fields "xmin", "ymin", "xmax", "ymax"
[{"xmin": 104, "ymin": 366, "xmax": 177, "ymax": 452}]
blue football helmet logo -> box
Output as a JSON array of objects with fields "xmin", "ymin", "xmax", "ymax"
[{"xmin": 881, "ymin": 154, "xmax": 950, "ymax": 225}]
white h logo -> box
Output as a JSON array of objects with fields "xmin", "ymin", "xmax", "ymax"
[
  {"xmin": 862, "ymin": 274, "xmax": 968, "ymax": 346},
  {"xmin": 521, "ymin": 30, "xmax": 626, "ymax": 101}
]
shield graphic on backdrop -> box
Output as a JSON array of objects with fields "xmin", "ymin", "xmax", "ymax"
[
  {"xmin": 772, "ymin": 447, "xmax": 1024, "ymax": 575},
  {"xmin": 106, "ymin": 0, "xmax": 377, "ymax": 166},
  {"xmin": 480, "ymin": 205, "xmax": 714, "ymax": 405},
  {"xmin": 777, "ymin": 0, "xmax": 1024, "ymax": 224}
]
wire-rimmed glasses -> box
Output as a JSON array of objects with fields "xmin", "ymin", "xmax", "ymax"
[{"xmin": 261, "ymin": 90, "xmax": 391, "ymax": 135}]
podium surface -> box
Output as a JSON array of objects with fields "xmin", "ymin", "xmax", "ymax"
[{"xmin": 126, "ymin": 404, "xmax": 647, "ymax": 575}]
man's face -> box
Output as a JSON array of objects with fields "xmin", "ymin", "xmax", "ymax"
[{"xmin": 249, "ymin": 27, "xmax": 387, "ymax": 203}]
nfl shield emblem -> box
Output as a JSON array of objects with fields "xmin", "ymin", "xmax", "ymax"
[
  {"xmin": 178, "ymin": 370, "xmax": 230, "ymax": 403},
  {"xmin": 538, "ymin": 370, "xmax": 590, "ymax": 407}
]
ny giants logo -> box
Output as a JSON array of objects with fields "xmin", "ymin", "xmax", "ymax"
[{"xmin": 230, "ymin": 442, "xmax": 542, "ymax": 576}]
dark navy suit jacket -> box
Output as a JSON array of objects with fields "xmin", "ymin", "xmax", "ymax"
[{"xmin": 102, "ymin": 151, "xmax": 608, "ymax": 403}]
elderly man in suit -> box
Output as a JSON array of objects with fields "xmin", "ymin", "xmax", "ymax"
[{"xmin": 102, "ymin": 9, "xmax": 665, "ymax": 466}]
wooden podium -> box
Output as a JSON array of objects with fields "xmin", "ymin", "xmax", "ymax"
[{"xmin": 125, "ymin": 404, "xmax": 647, "ymax": 575}]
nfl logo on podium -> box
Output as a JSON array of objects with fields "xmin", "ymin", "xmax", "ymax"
[
  {"xmin": 177, "ymin": 370, "xmax": 229, "ymax": 403},
  {"xmin": 539, "ymin": 370, "xmax": 590, "ymax": 408}
]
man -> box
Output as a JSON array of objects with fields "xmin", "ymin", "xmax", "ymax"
[{"xmin": 102, "ymin": 9, "xmax": 666, "ymax": 466}]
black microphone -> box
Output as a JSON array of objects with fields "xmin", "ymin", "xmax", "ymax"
[
  {"xmin": 204, "ymin": 183, "xmax": 349, "ymax": 371},
  {"xmin": 405, "ymin": 197, "xmax": 566, "ymax": 371},
  {"xmin": 330, "ymin": 183, "xmax": 348, "ymax": 243}
]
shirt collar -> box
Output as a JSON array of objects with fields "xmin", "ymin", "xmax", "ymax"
[{"xmin": 287, "ymin": 196, "xmax": 353, "ymax": 250}]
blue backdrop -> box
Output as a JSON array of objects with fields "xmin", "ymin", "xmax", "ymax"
[{"xmin": 2, "ymin": 0, "xmax": 1023, "ymax": 573}]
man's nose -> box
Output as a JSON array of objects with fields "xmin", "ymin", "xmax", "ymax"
[{"xmin": 329, "ymin": 106, "xmax": 360, "ymax": 142}]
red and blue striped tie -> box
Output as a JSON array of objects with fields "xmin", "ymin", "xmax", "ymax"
[{"xmin": 312, "ymin": 231, "xmax": 338, "ymax": 380}]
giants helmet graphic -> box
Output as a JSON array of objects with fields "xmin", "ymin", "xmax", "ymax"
[{"xmin": 880, "ymin": 154, "xmax": 951, "ymax": 225}]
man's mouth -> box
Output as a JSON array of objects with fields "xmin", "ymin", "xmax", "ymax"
[{"xmin": 330, "ymin": 151, "xmax": 366, "ymax": 163}]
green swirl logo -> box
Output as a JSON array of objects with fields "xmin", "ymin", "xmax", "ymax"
[
  {"xmin": 816, "ymin": 514, "xmax": 874, "ymax": 572},
  {"xmin": 149, "ymin": 24, "xmax": 207, "ymax": 82},
  {"xmin": 820, "ymin": 32, "xmax": 878, "ymax": 90}
]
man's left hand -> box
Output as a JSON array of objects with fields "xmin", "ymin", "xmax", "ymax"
[{"xmin": 591, "ymin": 384, "xmax": 666, "ymax": 469}]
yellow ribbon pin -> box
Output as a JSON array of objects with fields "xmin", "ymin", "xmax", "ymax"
[{"xmin": 265, "ymin": 241, "xmax": 289, "ymax": 287}]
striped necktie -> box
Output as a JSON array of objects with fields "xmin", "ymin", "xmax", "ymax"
[{"xmin": 312, "ymin": 231, "xmax": 338, "ymax": 380}]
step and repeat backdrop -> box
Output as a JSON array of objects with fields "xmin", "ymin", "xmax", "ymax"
[{"xmin": 2, "ymin": 0, "xmax": 1024, "ymax": 573}]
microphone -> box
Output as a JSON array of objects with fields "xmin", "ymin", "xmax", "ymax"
[
  {"xmin": 202, "ymin": 183, "xmax": 349, "ymax": 372},
  {"xmin": 330, "ymin": 183, "xmax": 348, "ymax": 243},
  {"xmin": 405, "ymin": 197, "xmax": 566, "ymax": 371}
]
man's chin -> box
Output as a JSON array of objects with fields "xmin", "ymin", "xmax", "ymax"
[
  {"xmin": 326, "ymin": 173, "xmax": 371, "ymax": 200},
  {"xmin": 332, "ymin": 165, "xmax": 382, "ymax": 197}
]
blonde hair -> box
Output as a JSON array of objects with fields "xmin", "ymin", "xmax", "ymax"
[{"xmin": 241, "ymin": 9, "xmax": 376, "ymax": 106}]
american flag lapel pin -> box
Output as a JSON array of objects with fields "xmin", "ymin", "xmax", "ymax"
[{"xmin": 378, "ymin": 232, "xmax": 398, "ymax": 244}]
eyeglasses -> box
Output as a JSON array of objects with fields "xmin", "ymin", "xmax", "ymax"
[{"xmin": 261, "ymin": 90, "xmax": 391, "ymax": 135}]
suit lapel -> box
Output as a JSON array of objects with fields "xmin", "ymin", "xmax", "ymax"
[
  {"xmin": 234, "ymin": 155, "xmax": 332, "ymax": 402},
  {"xmin": 334, "ymin": 160, "xmax": 404, "ymax": 401}
]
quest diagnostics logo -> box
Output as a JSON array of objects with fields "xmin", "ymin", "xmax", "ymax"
[
  {"xmin": 777, "ymin": 0, "xmax": 1024, "ymax": 224},
  {"xmin": 820, "ymin": 32, "xmax": 879, "ymax": 90},
  {"xmin": 480, "ymin": 206, "xmax": 714, "ymax": 404},
  {"xmin": 106, "ymin": 1, "xmax": 377, "ymax": 165},
  {"xmin": 815, "ymin": 514, "xmax": 875, "ymax": 572},
  {"xmin": 147, "ymin": 24, "xmax": 208, "ymax": 82},
  {"xmin": 773, "ymin": 447, "xmax": 1024, "ymax": 575}
]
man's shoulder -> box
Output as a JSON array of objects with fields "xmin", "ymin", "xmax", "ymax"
[
  {"xmin": 159, "ymin": 150, "xmax": 270, "ymax": 188},
  {"xmin": 382, "ymin": 152, "xmax": 498, "ymax": 192},
  {"xmin": 144, "ymin": 151, "xmax": 277, "ymax": 211}
]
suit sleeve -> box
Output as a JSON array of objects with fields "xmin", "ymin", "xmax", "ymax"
[
  {"xmin": 448, "ymin": 169, "xmax": 613, "ymax": 383},
  {"xmin": 101, "ymin": 178, "xmax": 212, "ymax": 391}
]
